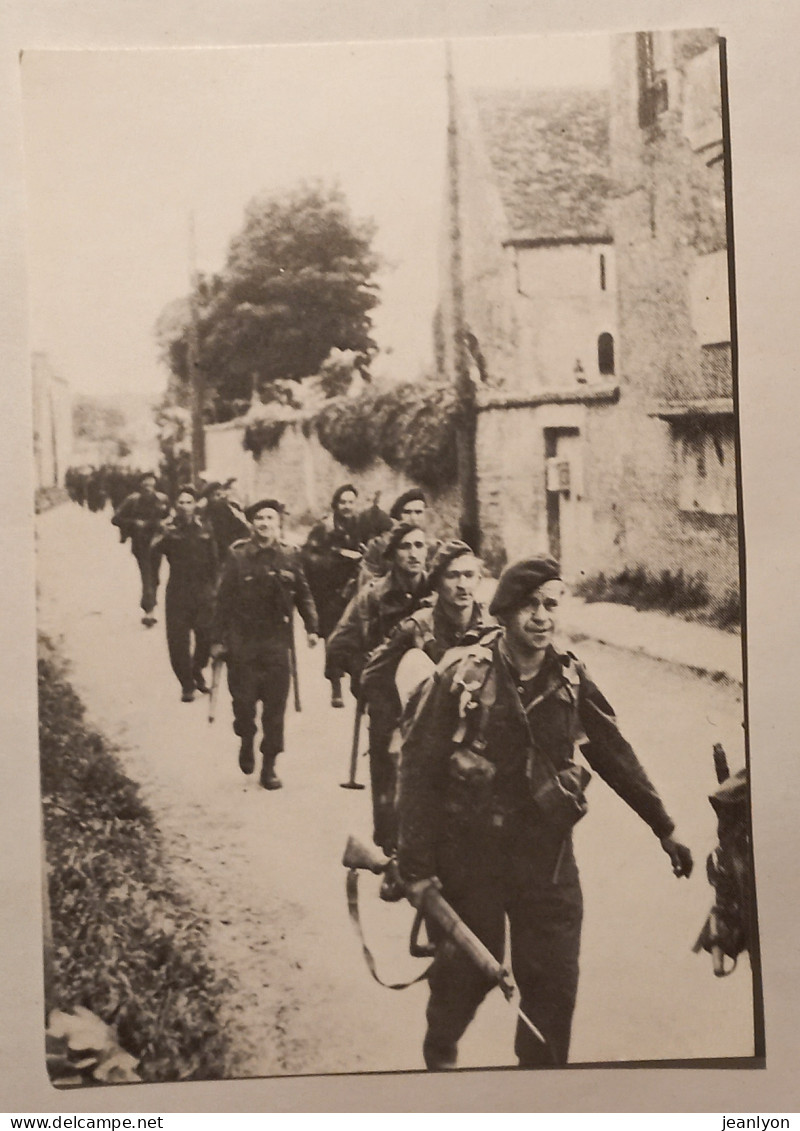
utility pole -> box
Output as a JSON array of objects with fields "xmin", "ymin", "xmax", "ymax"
[
  {"xmin": 445, "ymin": 42, "xmax": 480, "ymax": 553},
  {"xmin": 187, "ymin": 212, "xmax": 205, "ymax": 482}
]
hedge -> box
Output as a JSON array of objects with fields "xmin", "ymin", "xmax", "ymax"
[
  {"xmin": 39, "ymin": 637, "xmax": 234, "ymax": 1083},
  {"xmin": 312, "ymin": 380, "xmax": 460, "ymax": 489}
]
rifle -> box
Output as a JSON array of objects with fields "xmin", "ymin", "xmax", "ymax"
[
  {"xmin": 208, "ymin": 655, "xmax": 225, "ymax": 724},
  {"xmin": 341, "ymin": 835, "xmax": 546, "ymax": 1046},
  {"xmin": 340, "ymin": 698, "xmax": 366, "ymax": 790}
]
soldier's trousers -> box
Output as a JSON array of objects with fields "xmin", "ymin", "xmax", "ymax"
[
  {"xmin": 425, "ymin": 826, "xmax": 583, "ymax": 1068},
  {"xmin": 165, "ymin": 589, "xmax": 212, "ymax": 692},
  {"xmin": 367, "ymin": 695, "xmax": 401, "ymax": 854},
  {"xmin": 133, "ymin": 543, "xmax": 155, "ymax": 612},
  {"xmin": 227, "ymin": 651, "xmax": 291, "ymax": 758}
]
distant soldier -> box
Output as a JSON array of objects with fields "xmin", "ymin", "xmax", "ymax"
[
  {"xmin": 147, "ymin": 485, "xmax": 218, "ymax": 702},
  {"xmin": 111, "ymin": 471, "xmax": 170, "ymax": 625},
  {"xmin": 397, "ymin": 557, "xmax": 693, "ymax": 1070},
  {"xmin": 201, "ymin": 480, "xmax": 250, "ymax": 562},
  {"xmin": 327, "ymin": 522, "xmax": 429, "ymax": 853},
  {"xmin": 302, "ymin": 484, "xmax": 365, "ymax": 708},
  {"xmin": 210, "ymin": 498, "xmax": 319, "ymax": 791},
  {"xmin": 86, "ymin": 467, "xmax": 107, "ymax": 513}
]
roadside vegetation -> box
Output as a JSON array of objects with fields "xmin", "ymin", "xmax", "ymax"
[
  {"xmin": 574, "ymin": 566, "xmax": 740, "ymax": 631},
  {"xmin": 38, "ymin": 635, "xmax": 234, "ymax": 1084}
]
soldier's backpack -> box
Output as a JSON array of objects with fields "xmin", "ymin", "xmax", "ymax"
[{"xmin": 693, "ymin": 745, "xmax": 752, "ymax": 976}]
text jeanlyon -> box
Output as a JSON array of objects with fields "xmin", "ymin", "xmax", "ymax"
[{"xmin": 723, "ymin": 1119, "xmax": 790, "ymax": 1130}]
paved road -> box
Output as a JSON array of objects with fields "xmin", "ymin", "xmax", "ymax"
[{"xmin": 36, "ymin": 503, "xmax": 755, "ymax": 1077}]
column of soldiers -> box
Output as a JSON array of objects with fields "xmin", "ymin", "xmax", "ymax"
[{"xmin": 100, "ymin": 472, "xmax": 695, "ymax": 1072}]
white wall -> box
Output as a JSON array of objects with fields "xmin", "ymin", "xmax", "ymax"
[{"xmin": 513, "ymin": 243, "xmax": 617, "ymax": 388}]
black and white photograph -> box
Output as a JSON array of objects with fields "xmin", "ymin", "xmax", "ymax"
[{"xmin": 18, "ymin": 21, "xmax": 764, "ymax": 1096}]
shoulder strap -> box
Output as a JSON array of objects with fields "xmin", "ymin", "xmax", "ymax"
[{"xmin": 345, "ymin": 870, "xmax": 433, "ymax": 990}]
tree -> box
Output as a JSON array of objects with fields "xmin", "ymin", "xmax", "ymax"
[{"xmin": 157, "ymin": 182, "xmax": 381, "ymax": 422}]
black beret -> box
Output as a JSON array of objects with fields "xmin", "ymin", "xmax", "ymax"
[
  {"xmin": 332, "ymin": 483, "xmax": 358, "ymax": 509},
  {"xmin": 489, "ymin": 557, "xmax": 562, "ymax": 616},
  {"xmin": 390, "ymin": 488, "xmax": 427, "ymax": 521},
  {"xmin": 138, "ymin": 471, "xmax": 157, "ymax": 484},
  {"xmin": 428, "ymin": 539, "xmax": 476, "ymax": 588},
  {"xmin": 245, "ymin": 498, "xmax": 284, "ymax": 523},
  {"xmin": 383, "ymin": 521, "xmax": 426, "ymax": 561},
  {"xmin": 176, "ymin": 483, "xmax": 198, "ymax": 500},
  {"xmin": 201, "ymin": 481, "xmax": 224, "ymax": 499}
]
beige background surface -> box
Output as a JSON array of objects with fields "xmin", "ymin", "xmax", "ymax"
[{"xmin": 1, "ymin": 0, "xmax": 797, "ymax": 1114}]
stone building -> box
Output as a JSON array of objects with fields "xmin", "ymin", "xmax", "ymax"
[
  {"xmin": 440, "ymin": 85, "xmax": 621, "ymax": 578},
  {"xmin": 442, "ymin": 35, "xmax": 738, "ymax": 604},
  {"xmin": 607, "ymin": 29, "xmax": 737, "ymax": 601},
  {"xmin": 32, "ymin": 351, "xmax": 73, "ymax": 490}
]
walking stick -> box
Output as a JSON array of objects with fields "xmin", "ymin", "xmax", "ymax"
[
  {"xmin": 341, "ymin": 697, "xmax": 366, "ymax": 790},
  {"xmin": 288, "ymin": 617, "xmax": 301, "ymax": 713}
]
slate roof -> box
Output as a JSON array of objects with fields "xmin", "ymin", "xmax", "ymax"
[{"xmin": 471, "ymin": 87, "xmax": 611, "ymax": 242}]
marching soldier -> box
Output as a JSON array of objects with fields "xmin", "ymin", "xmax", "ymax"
[
  {"xmin": 397, "ymin": 556, "xmax": 693, "ymax": 1070},
  {"xmin": 361, "ymin": 541, "xmax": 492, "ymax": 702},
  {"xmin": 326, "ymin": 522, "xmax": 429, "ymax": 853},
  {"xmin": 147, "ymin": 485, "xmax": 218, "ymax": 702},
  {"xmin": 210, "ymin": 498, "xmax": 319, "ymax": 791},
  {"xmin": 201, "ymin": 480, "xmax": 250, "ymax": 562},
  {"xmin": 111, "ymin": 471, "xmax": 170, "ymax": 625},
  {"xmin": 302, "ymin": 484, "xmax": 365, "ymax": 708},
  {"xmin": 357, "ymin": 488, "xmax": 430, "ymax": 587}
]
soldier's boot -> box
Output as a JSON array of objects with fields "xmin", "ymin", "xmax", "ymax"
[
  {"xmin": 181, "ymin": 686, "xmax": 195, "ymax": 703},
  {"xmin": 238, "ymin": 736, "xmax": 255, "ymax": 775},
  {"xmin": 194, "ymin": 672, "xmax": 210, "ymax": 694},
  {"xmin": 330, "ymin": 677, "xmax": 344, "ymax": 709},
  {"xmin": 259, "ymin": 754, "xmax": 283, "ymax": 791},
  {"xmin": 422, "ymin": 1032, "xmax": 458, "ymax": 1072}
]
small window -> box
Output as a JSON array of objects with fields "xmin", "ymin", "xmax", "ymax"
[
  {"xmin": 599, "ymin": 253, "xmax": 606, "ymax": 291},
  {"xmin": 598, "ymin": 333, "xmax": 615, "ymax": 376}
]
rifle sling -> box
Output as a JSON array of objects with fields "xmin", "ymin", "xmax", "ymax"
[{"xmin": 345, "ymin": 869, "xmax": 434, "ymax": 991}]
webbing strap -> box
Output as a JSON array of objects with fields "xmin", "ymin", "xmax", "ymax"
[{"xmin": 345, "ymin": 869, "xmax": 434, "ymax": 990}]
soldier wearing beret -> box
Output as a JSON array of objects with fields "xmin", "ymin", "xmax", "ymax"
[
  {"xmin": 111, "ymin": 471, "xmax": 171, "ymax": 625},
  {"xmin": 147, "ymin": 485, "xmax": 218, "ymax": 702},
  {"xmin": 357, "ymin": 488, "xmax": 432, "ymax": 588},
  {"xmin": 397, "ymin": 556, "xmax": 693, "ymax": 1070},
  {"xmin": 326, "ymin": 521, "xmax": 429, "ymax": 852},
  {"xmin": 361, "ymin": 540, "xmax": 493, "ymax": 709},
  {"xmin": 210, "ymin": 498, "xmax": 319, "ymax": 790},
  {"xmin": 301, "ymin": 484, "xmax": 366, "ymax": 708}
]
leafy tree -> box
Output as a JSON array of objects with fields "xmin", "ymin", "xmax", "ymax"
[{"xmin": 158, "ymin": 182, "xmax": 381, "ymax": 422}]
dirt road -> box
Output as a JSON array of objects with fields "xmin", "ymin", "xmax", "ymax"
[{"xmin": 36, "ymin": 503, "xmax": 755, "ymax": 1078}]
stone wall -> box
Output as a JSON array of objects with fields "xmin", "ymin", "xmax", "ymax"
[
  {"xmin": 604, "ymin": 30, "xmax": 740, "ymax": 600},
  {"xmin": 205, "ymin": 416, "xmax": 461, "ymax": 545}
]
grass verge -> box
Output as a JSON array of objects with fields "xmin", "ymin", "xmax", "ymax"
[
  {"xmin": 38, "ymin": 633, "xmax": 234, "ymax": 1083},
  {"xmin": 574, "ymin": 565, "xmax": 740, "ymax": 631}
]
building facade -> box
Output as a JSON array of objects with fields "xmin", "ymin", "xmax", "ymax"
[
  {"xmin": 442, "ymin": 34, "xmax": 738, "ymax": 605},
  {"xmin": 607, "ymin": 29, "xmax": 738, "ymax": 599},
  {"xmin": 32, "ymin": 352, "xmax": 73, "ymax": 490}
]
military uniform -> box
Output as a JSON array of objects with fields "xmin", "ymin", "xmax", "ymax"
[
  {"xmin": 327, "ymin": 566, "xmax": 428, "ymax": 851},
  {"xmin": 302, "ymin": 512, "xmax": 364, "ymax": 640},
  {"xmin": 148, "ymin": 515, "xmax": 218, "ymax": 697},
  {"xmin": 111, "ymin": 487, "xmax": 170, "ymax": 611},
  {"xmin": 398, "ymin": 632, "xmax": 678, "ymax": 1068},
  {"xmin": 203, "ymin": 497, "xmax": 250, "ymax": 562},
  {"xmin": 212, "ymin": 536, "xmax": 318, "ymax": 776},
  {"xmin": 361, "ymin": 597, "xmax": 492, "ymax": 701}
]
